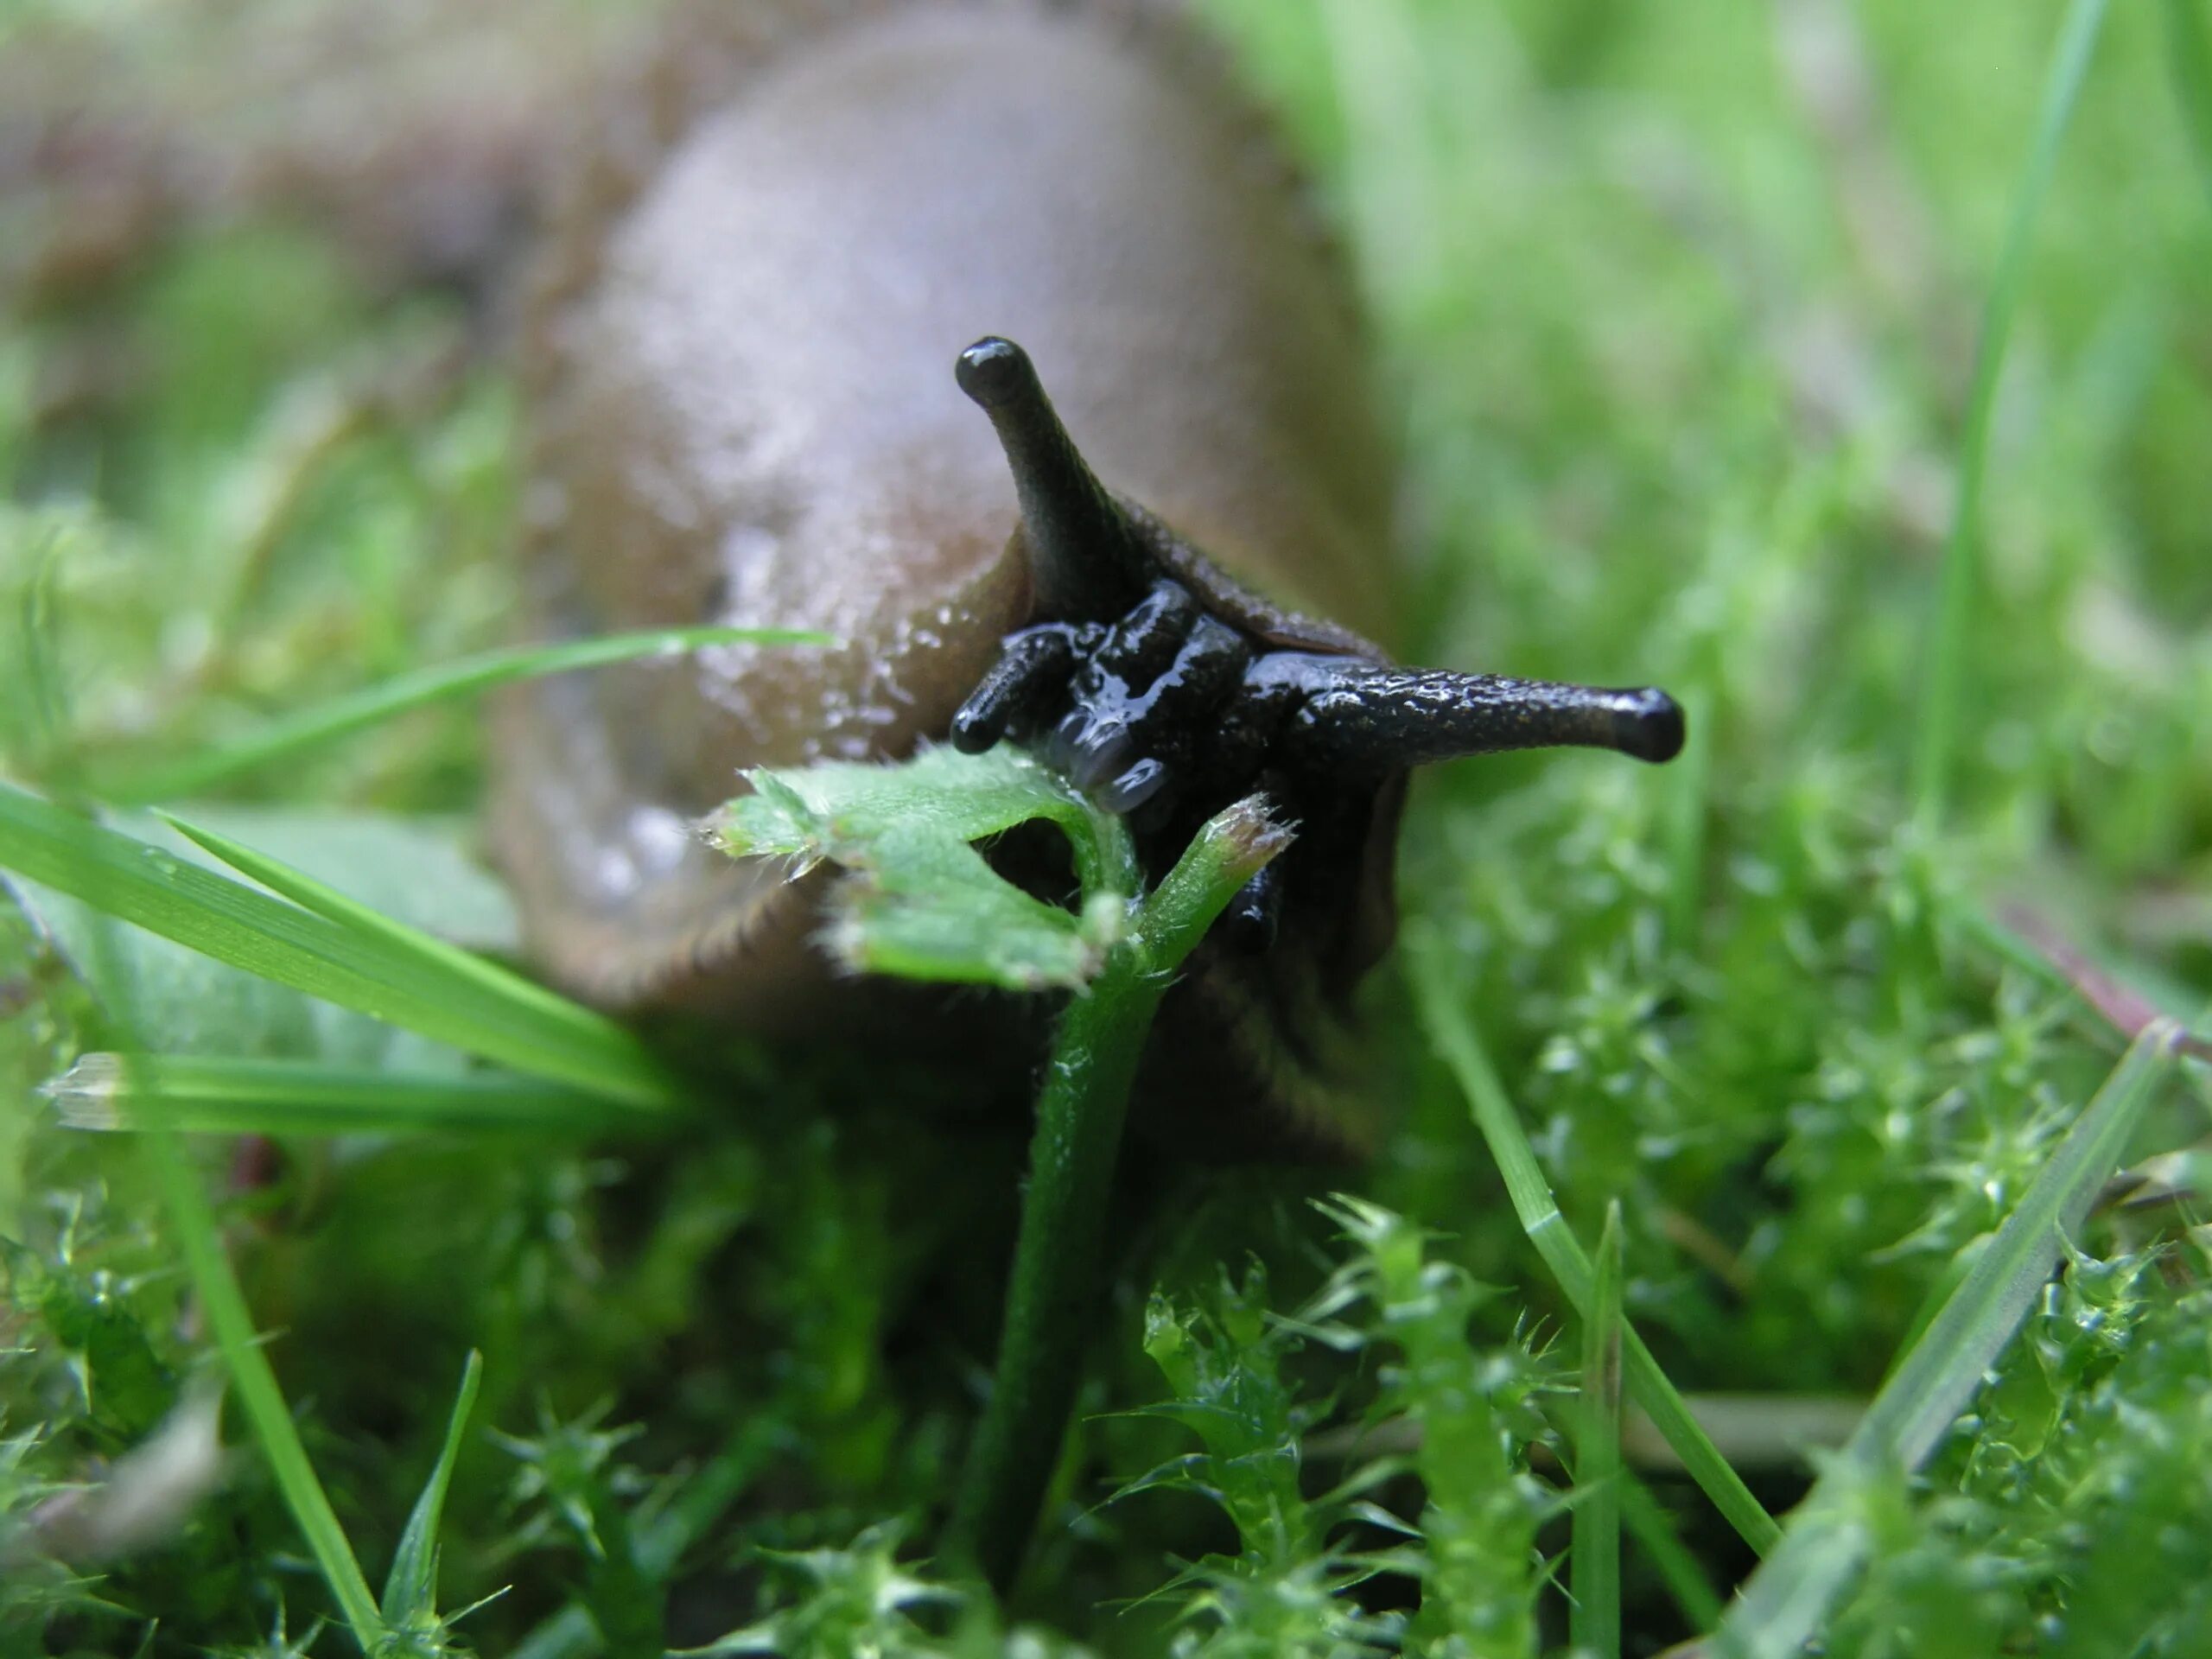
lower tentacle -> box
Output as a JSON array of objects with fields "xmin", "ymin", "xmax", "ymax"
[{"xmin": 951, "ymin": 622, "xmax": 1102, "ymax": 754}]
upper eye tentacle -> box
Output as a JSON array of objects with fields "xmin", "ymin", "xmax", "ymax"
[{"xmin": 957, "ymin": 336, "xmax": 1154, "ymax": 625}]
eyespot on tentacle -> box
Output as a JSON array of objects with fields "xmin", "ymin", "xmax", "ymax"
[{"xmin": 1611, "ymin": 686, "xmax": 1688, "ymax": 763}]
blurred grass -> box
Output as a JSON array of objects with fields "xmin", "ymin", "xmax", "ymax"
[{"xmin": 3, "ymin": 0, "xmax": 2210, "ymax": 1653}]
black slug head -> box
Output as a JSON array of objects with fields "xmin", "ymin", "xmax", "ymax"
[{"xmin": 951, "ymin": 334, "xmax": 1684, "ymax": 985}]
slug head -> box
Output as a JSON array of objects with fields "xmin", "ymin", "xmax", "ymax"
[{"xmin": 954, "ymin": 334, "xmax": 1684, "ymax": 971}]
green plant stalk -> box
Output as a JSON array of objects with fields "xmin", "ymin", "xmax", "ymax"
[
  {"xmin": 1406, "ymin": 923, "xmax": 1781, "ymax": 1556},
  {"xmin": 1570, "ymin": 1202, "xmax": 1625, "ymax": 1659},
  {"xmin": 947, "ymin": 798, "xmax": 1286, "ymax": 1589},
  {"xmin": 48, "ymin": 765, "xmax": 389, "ymax": 1648},
  {"xmin": 137, "ymin": 1121, "xmax": 385, "ymax": 1652},
  {"xmin": 944, "ymin": 945, "xmax": 1163, "ymax": 1589},
  {"xmin": 1912, "ymin": 0, "xmax": 2109, "ymax": 830},
  {"xmin": 383, "ymin": 1351, "xmax": 485, "ymax": 1632}
]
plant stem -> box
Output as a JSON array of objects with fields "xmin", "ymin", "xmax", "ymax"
[
  {"xmin": 946, "ymin": 797, "xmax": 1285, "ymax": 1588},
  {"xmin": 944, "ymin": 940, "xmax": 1165, "ymax": 1588}
]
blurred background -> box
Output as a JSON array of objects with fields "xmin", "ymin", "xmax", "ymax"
[{"xmin": 2, "ymin": 1, "xmax": 2209, "ymax": 1654}]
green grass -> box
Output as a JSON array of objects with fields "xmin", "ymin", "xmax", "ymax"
[
  {"xmin": 1568, "ymin": 1203, "xmax": 1624, "ymax": 1659},
  {"xmin": 4, "ymin": 0, "xmax": 2212, "ymax": 1654},
  {"xmin": 0, "ymin": 785, "xmax": 685, "ymax": 1110},
  {"xmin": 1715, "ymin": 1020, "xmax": 2184, "ymax": 1658},
  {"xmin": 138, "ymin": 1120, "xmax": 385, "ymax": 1651},
  {"xmin": 1912, "ymin": 0, "xmax": 2113, "ymax": 834}
]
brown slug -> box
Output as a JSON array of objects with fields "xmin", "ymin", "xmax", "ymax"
[{"xmin": 486, "ymin": 0, "xmax": 1682, "ymax": 1149}]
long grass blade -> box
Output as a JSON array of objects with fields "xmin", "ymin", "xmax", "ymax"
[
  {"xmin": 137, "ymin": 1120, "xmax": 386, "ymax": 1652},
  {"xmin": 1621, "ymin": 1478, "xmax": 1726, "ymax": 1633},
  {"xmin": 2164, "ymin": 0, "xmax": 2212, "ymax": 211},
  {"xmin": 1405, "ymin": 923, "xmax": 1781, "ymax": 1556},
  {"xmin": 1912, "ymin": 0, "xmax": 2109, "ymax": 829},
  {"xmin": 46, "ymin": 1053, "xmax": 617, "ymax": 1136},
  {"xmin": 97, "ymin": 626, "xmax": 830, "ymax": 802},
  {"xmin": 1663, "ymin": 683, "xmax": 1713, "ymax": 956},
  {"xmin": 159, "ymin": 811, "xmax": 611, "ymax": 1037},
  {"xmin": 1571, "ymin": 1201, "xmax": 1626, "ymax": 1659},
  {"xmin": 1713, "ymin": 1020, "xmax": 2181, "ymax": 1658},
  {"xmin": 0, "ymin": 783, "xmax": 683, "ymax": 1111},
  {"xmin": 1949, "ymin": 895, "xmax": 2212, "ymax": 1060}
]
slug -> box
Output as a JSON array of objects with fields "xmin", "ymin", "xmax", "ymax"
[{"xmin": 487, "ymin": 0, "xmax": 1681, "ymax": 1149}]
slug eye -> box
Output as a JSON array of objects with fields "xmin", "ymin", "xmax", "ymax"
[{"xmin": 957, "ymin": 336, "xmax": 1037, "ymax": 408}]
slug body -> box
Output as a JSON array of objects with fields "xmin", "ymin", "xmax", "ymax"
[
  {"xmin": 492, "ymin": 0, "xmax": 1678, "ymax": 1147},
  {"xmin": 493, "ymin": 2, "xmax": 1389, "ymax": 1040}
]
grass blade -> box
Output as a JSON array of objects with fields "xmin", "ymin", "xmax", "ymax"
[
  {"xmin": 2164, "ymin": 0, "xmax": 2212, "ymax": 210},
  {"xmin": 159, "ymin": 810, "xmax": 620, "ymax": 1041},
  {"xmin": 383, "ymin": 1351, "xmax": 485, "ymax": 1634},
  {"xmin": 1663, "ymin": 683, "xmax": 1713, "ymax": 956},
  {"xmin": 0, "ymin": 783, "xmax": 683, "ymax": 1111},
  {"xmin": 1620, "ymin": 1477, "xmax": 1726, "ymax": 1634},
  {"xmin": 1847, "ymin": 1027, "xmax": 2174, "ymax": 1468},
  {"xmin": 1714, "ymin": 1020, "xmax": 2182, "ymax": 1658},
  {"xmin": 1949, "ymin": 896, "xmax": 2212, "ymax": 1060},
  {"xmin": 137, "ymin": 1119, "xmax": 385, "ymax": 1652},
  {"xmin": 46, "ymin": 1053, "xmax": 618, "ymax": 1136},
  {"xmin": 1912, "ymin": 0, "xmax": 2109, "ymax": 829},
  {"xmin": 96, "ymin": 627, "xmax": 831, "ymax": 802},
  {"xmin": 1406, "ymin": 922, "xmax": 1781, "ymax": 1557},
  {"xmin": 1571, "ymin": 1201, "xmax": 1626, "ymax": 1659}
]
